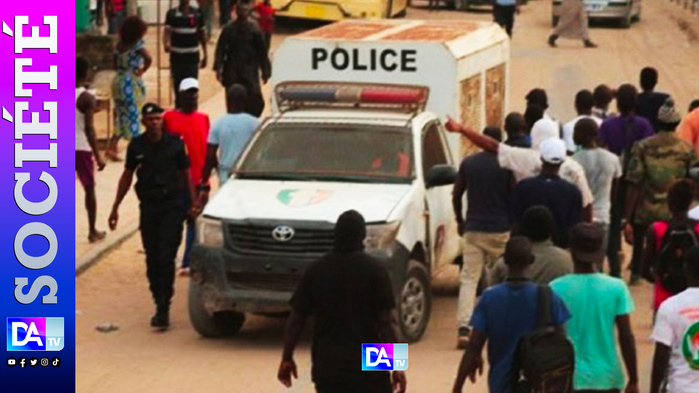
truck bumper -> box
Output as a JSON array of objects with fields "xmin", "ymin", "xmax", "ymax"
[{"xmin": 190, "ymin": 242, "xmax": 411, "ymax": 314}]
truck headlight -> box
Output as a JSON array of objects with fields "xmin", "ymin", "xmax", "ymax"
[
  {"xmin": 364, "ymin": 222, "xmax": 401, "ymax": 251},
  {"xmin": 198, "ymin": 217, "xmax": 224, "ymax": 247}
]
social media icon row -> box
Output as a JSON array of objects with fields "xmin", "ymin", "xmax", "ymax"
[{"xmin": 7, "ymin": 357, "xmax": 59, "ymax": 368}]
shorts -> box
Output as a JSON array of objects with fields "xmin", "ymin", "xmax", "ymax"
[{"xmin": 76, "ymin": 151, "xmax": 95, "ymax": 189}]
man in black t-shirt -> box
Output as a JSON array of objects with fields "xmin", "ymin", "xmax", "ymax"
[
  {"xmin": 108, "ymin": 103, "xmax": 200, "ymax": 330},
  {"xmin": 277, "ymin": 210, "xmax": 407, "ymax": 393},
  {"xmin": 164, "ymin": 0, "xmax": 208, "ymax": 105}
]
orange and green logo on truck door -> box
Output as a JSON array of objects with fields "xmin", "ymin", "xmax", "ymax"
[
  {"xmin": 277, "ymin": 189, "xmax": 333, "ymax": 207},
  {"xmin": 683, "ymin": 321, "xmax": 699, "ymax": 370}
]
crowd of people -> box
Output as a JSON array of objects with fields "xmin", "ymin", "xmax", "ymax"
[
  {"xmin": 76, "ymin": 2, "xmax": 699, "ymax": 392},
  {"xmin": 447, "ymin": 67, "xmax": 699, "ymax": 393},
  {"xmin": 76, "ymin": 0, "xmax": 269, "ymax": 330}
]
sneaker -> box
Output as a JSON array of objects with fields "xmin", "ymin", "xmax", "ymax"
[
  {"xmin": 584, "ymin": 40, "xmax": 598, "ymax": 48},
  {"xmin": 457, "ymin": 327, "xmax": 471, "ymax": 350},
  {"xmin": 547, "ymin": 35, "xmax": 558, "ymax": 47},
  {"xmin": 150, "ymin": 312, "xmax": 169, "ymax": 330}
]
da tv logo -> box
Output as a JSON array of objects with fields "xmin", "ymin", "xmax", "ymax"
[
  {"xmin": 362, "ymin": 344, "xmax": 408, "ymax": 371},
  {"xmin": 6, "ymin": 318, "xmax": 64, "ymax": 351}
]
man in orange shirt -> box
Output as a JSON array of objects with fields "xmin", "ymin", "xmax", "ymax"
[
  {"xmin": 677, "ymin": 101, "xmax": 699, "ymax": 156},
  {"xmin": 163, "ymin": 78, "xmax": 210, "ymax": 276}
]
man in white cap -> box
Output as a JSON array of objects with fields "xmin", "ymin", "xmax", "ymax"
[
  {"xmin": 510, "ymin": 138, "xmax": 584, "ymax": 248},
  {"xmin": 163, "ymin": 77, "xmax": 211, "ymax": 276},
  {"xmin": 445, "ymin": 117, "xmax": 593, "ymax": 222}
]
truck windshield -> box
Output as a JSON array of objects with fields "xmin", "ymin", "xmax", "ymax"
[{"xmin": 237, "ymin": 123, "xmax": 414, "ymax": 184}]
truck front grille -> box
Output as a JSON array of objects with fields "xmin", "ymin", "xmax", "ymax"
[{"xmin": 226, "ymin": 223, "xmax": 334, "ymax": 256}]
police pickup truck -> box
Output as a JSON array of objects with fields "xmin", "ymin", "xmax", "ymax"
[{"xmin": 189, "ymin": 20, "xmax": 510, "ymax": 342}]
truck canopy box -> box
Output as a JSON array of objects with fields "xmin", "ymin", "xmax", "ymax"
[{"xmin": 272, "ymin": 19, "xmax": 511, "ymax": 160}]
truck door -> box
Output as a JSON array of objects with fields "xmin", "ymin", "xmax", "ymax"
[{"xmin": 421, "ymin": 122, "xmax": 455, "ymax": 271}]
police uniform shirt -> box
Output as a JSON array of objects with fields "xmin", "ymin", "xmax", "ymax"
[
  {"xmin": 125, "ymin": 132, "xmax": 190, "ymax": 202},
  {"xmin": 165, "ymin": 6, "xmax": 204, "ymax": 63}
]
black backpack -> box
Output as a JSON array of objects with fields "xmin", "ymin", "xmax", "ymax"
[
  {"xmin": 512, "ymin": 286, "xmax": 575, "ymax": 393},
  {"xmin": 654, "ymin": 222, "xmax": 699, "ymax": 294}
]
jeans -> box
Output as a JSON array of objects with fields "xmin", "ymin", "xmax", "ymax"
[
  {"xmin": 139, "ymin": 200, "xmax": 186, "ymax": 310},
  {"xmin": 493, "ymin": 4, "xmax": 516, "ymax": 37},
  {"xmin": 457, "ymin": 231, "xmax": 509, "ymax": 328},
  {"xmin": 181, "ymin": 192, "xmax": 195, "ymax": 269}
]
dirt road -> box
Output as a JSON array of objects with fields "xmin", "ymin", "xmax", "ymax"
[{"xmin": 77, "ymin": 1, "xmax": 699, "ymax": 392}]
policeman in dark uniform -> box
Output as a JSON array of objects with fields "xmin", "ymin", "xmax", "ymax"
[{"xmin": 108, "ymin": 103, "xmax": 200, "ymax": 330}]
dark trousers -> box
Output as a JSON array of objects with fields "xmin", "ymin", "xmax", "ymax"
[
  {"xmin": 630, "ymin": 222, "xmax": 649, "ymax": 277},
  {"xmin": 219, "ymin": 0, "xmax": 232, "ymax": 26},
  {"xmin": 316, "ymin": 373, "xmax": 392, "ymax": 393},
  {"xmin": 171, "ymin": 60, "xmax": 199, "ymax": 105},
  {"xmin": 262, "ymin": 31, "xmax": 272, "ymax": 52},
  {"xmin": 139, "ymin": 200, "xmax": 186, "ymax": 310},
  {"xmin": 493, "ymin": 4, "xmax": 516, "ymax": 37},
  {"xmin": 607, "ymin": 186, "xmax": 627, "ymax": 277}
]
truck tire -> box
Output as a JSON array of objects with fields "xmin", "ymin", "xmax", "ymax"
[
  {"xmin": 398, "ymin": 261, "xmax": 432, "ymax": 343},
  {"xmin": 188, "ymin": 282, "xmax": 245, "ymax": 338}
]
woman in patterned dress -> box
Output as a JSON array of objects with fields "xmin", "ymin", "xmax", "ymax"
[{"xmin": 107, "ymin": 16, "xmax": 151, "ymax": 161}]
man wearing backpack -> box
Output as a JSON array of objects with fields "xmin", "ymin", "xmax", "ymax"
[
  {"xmin": 650, "ymin": 244, "xmax": 699, "ymax": 393},
  {"xmin": 550, "ymin": 223, "xmax": 639, "ymax": 393},
  {"xmin": 452, "ymin": 236, "xmax": 571, "ymax": 393},
  {"xmin": 641, "ymin": 179, "xmax": 697, "ymax": 312}
]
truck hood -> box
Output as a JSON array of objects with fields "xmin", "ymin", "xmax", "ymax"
[{"xmin": 204, "ymin": 180, "xmax": 412, "ymax": 223}]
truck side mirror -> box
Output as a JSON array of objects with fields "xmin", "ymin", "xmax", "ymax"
[{"xmin": 425, "ymin": 165, "xmax": 457, "ymax": 189}]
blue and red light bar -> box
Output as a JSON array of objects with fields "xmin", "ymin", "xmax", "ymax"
[{"xmin": 276, "ymin": 82, "xmax": 428, "ymax": 113}]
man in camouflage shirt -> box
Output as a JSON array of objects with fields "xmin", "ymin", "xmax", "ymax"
[{"xmin": 623, "ymin": 98, "xmax": 698, "ymax": 285}]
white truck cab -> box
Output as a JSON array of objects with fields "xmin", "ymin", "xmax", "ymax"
[{"xmin": 189, "ymin": 20, "xmax": 510, "ymax": 342}]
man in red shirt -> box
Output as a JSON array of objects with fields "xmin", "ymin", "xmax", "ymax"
[
  {"xmin": 163, "ymin": 78, "xmax": 210, "ymax": 276},
  {"xmin": 253, "ymin": 0, "xmax": 275, "ymax": 52}
]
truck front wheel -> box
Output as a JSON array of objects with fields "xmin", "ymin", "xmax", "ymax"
[
  {"xmin": 398, "ymin": 261, "xmax": 432, "ymax": 343},
  {"xmin": 188, "ymin": 282, "xmax": 245, "ymax": 338}
]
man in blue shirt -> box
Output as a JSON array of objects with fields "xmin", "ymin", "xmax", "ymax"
[
  {"xmin": 493, "ymin": 0, "xmax": 519, "ymax": 37},
  {"xmin": 201, "ymin": 84, "xmax": 260, "ymax": 188},
  {"xmin": 453, "ymin": 236, "xmax": 571, "ymax": 393},
  {"xmin": 511, "ymin": 138, "xmax": 584, "ymax": 248}
]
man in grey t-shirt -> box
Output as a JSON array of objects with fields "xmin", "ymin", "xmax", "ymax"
[{"xmin": 572, "ymin": 118, "xmax": 622, "ymax": 273}]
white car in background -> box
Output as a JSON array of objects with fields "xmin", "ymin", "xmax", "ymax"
[{"xmin": 552, "ymin": 0, "xmax": 642, "ymax": 28}]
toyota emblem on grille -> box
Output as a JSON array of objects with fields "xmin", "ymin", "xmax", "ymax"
[{"xmin": 272, "ymin": 225, "xmax": 295, "ymax": 242}]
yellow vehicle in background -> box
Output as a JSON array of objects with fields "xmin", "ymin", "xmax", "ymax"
[{"xmin": 271, "ymin": 0, "xmax": 409, "ymax": 21}]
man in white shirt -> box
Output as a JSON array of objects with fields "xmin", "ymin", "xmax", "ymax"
[
  {"xmin": 563, "ymin": 89, "xmax": 602, "ymax": 154},
  {"xmin": 650, "ymin": 245, "xmax": 699, "ymax": 393},
  {"xmin": 445, "ymin": 117, "xmax": 594, "ymax": 222}
]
